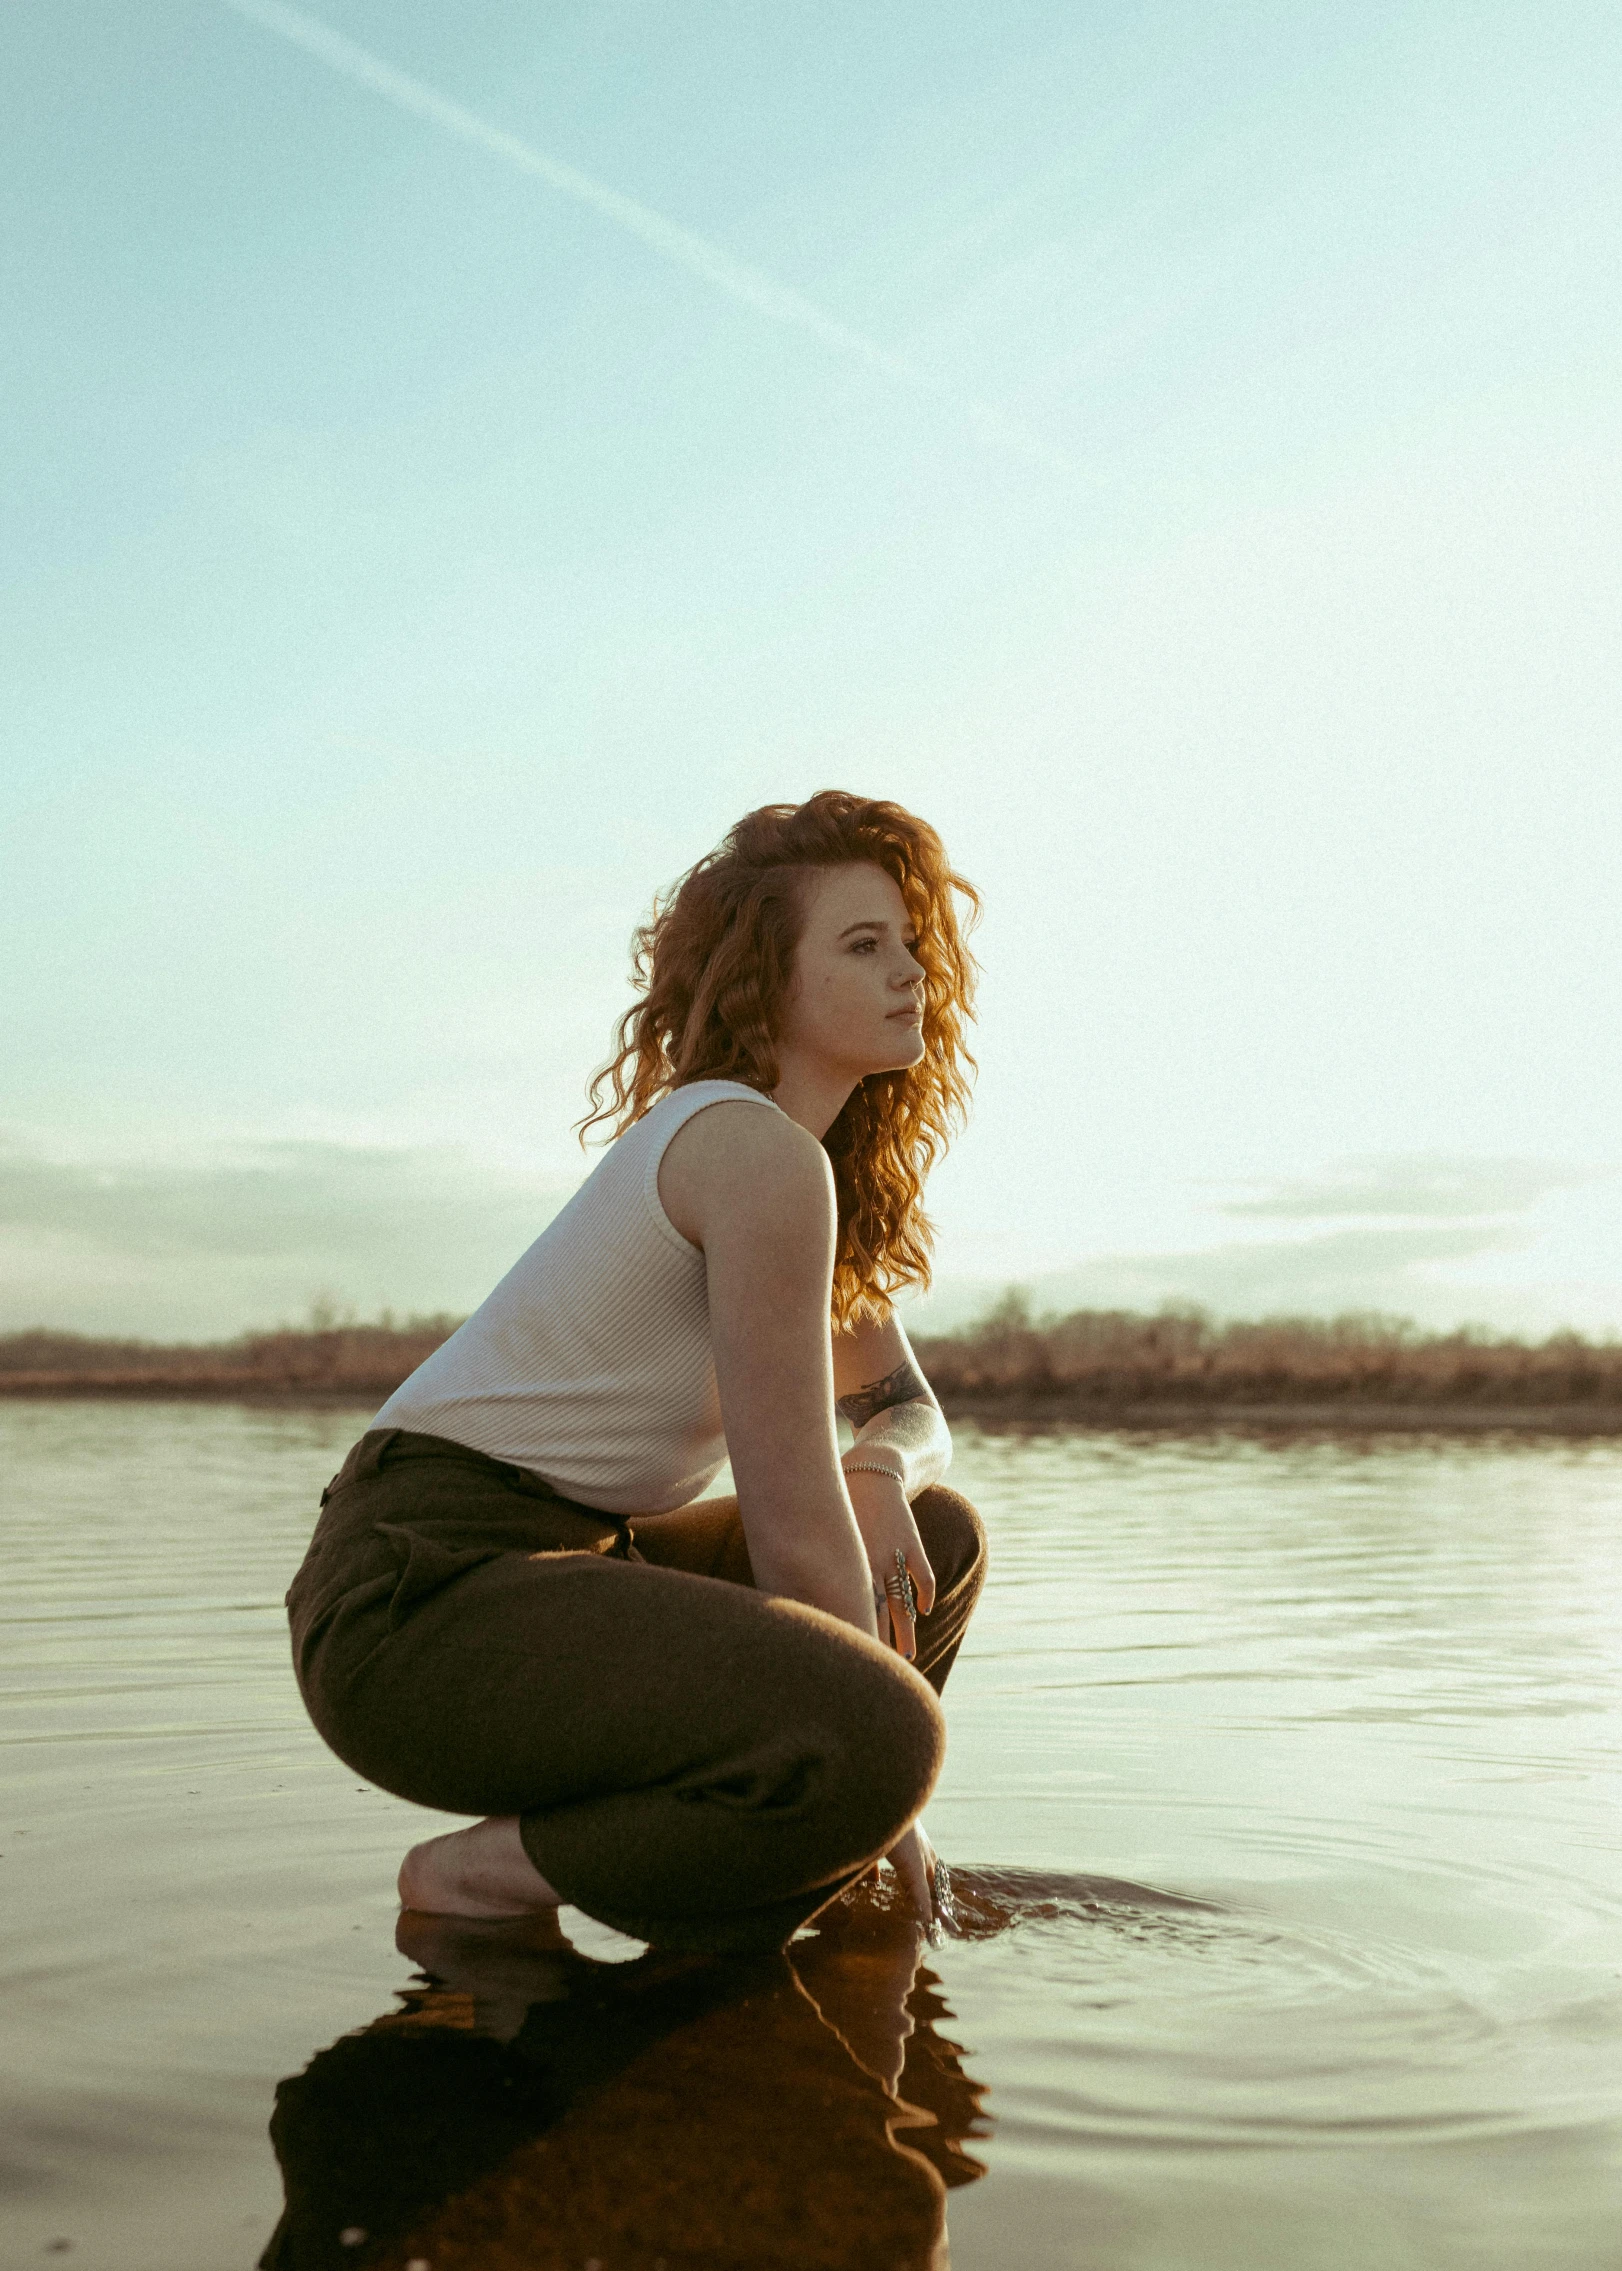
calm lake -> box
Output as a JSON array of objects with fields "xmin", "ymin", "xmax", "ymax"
[{"xmin": 2, "ymin": 1402, "xmax": 1619, "ymax": 2270}]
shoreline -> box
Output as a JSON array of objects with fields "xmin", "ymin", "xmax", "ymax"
[
  {"xmin": 935, "ymin": 1395, "xmax": 1622, "ymax": 1435},
  {"xmin": 5, "ymin": 1374, "xmax": 1622, "ymax": 1433}
]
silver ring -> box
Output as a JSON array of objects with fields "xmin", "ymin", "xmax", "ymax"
[{"xmin": 883, "ymin": 1550, "xmax": 918, "ymax": 1620}]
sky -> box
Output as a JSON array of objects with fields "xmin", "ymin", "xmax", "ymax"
[{"xmin": 3, "ymin": 0, "xmax": 1619, "ymax": 1341}]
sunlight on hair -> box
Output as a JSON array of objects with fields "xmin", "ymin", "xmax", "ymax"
[{"xmin": 580, "ymin": 792, "xmax": 980, "ymax": 1324}]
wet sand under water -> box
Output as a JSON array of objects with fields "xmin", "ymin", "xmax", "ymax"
[{"xmin": 3, "ymin": 1403, "xmax": 1621, "ymax": 2270}]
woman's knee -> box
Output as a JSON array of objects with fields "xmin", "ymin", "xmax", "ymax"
[{"xmin": 829, "ymin": 1653, "xmax": 945, "ymax": 1852}]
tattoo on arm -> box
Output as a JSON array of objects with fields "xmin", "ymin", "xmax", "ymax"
[{"xmin": 836, "ymin": 1358, "xmax": 932, "ymax": 1431}]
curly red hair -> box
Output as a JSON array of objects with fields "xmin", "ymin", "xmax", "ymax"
[{"xmin": 579, "ymin": 791, "xmax": 980, "ymax": 1325}]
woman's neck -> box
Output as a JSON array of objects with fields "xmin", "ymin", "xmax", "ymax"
[{"xmin": 770, "ymin": 1056, "xmax": 857, "ymax": 1141}]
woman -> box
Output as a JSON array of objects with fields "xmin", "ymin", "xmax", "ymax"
[{"xmin": 286, "ymin": 790, "xmax": 987, "ymax": 1954}]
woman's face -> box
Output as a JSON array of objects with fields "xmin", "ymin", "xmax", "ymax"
[{"xmin": 778, "ymin": 862, "xmax": 928, "ymax": 1080}]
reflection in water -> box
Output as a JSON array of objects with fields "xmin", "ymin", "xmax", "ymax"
[{"xmin": 260, "ymin": 1878, "xmax": 989, "ymax": 2271}]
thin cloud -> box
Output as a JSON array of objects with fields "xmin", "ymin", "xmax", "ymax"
[
  {"xmin": 1225, "ymin": 1155, "xmax": 1603, "ymax": 1222},
  {"xmin": 910, "ymin": 1221, "xmax": 1535, "ymax": 1337},
  {"xmin": 1057, "ymin": 1223, "xmax": 1528, "ymax": 1316},
  {"xmin": 221, "ymin": 0, "xmax": 1071, "ymax": 473},
  {"xmin": 0, "ymin": 1139, "xmax": 577, "ymax": 1336}
]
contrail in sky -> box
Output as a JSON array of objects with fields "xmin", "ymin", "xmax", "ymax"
[{"xmin": 221, "ymin": 0, "xmax": 1071, "ymax": 473}]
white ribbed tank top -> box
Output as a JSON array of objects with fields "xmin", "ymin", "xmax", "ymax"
[{"xmin": 370, "ymin": 1080, "xmax": 780, "ymax": 1515}]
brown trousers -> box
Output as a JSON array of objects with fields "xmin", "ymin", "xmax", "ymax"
[{"xmin": 287, "ymin": 1429, "xmax": 986, "ymax": 1953}]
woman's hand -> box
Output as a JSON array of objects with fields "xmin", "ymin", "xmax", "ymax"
[
  {"xmin": 884, "ymin": 1818, "xmax": 939, "ymax": 1929},
  {"xmin": 843, "ymin": 1466, "xmax": 936, "ymax": 1661}
]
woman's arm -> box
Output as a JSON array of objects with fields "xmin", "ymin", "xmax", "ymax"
[
  {"xmin": 832, "ymin": 1312, "xmax": 952, "ymax": 1500},
  {"xmin": 831, "ymin": 1311, "xmax": 951, "ymax": 1657},
  {"xmin": 660, "ymin": 1103, "xmax": 944, "ymax": 1929},
  {"xmin": 658, "ymin": 1103, "xmax": 879, "ymax": 1638}
]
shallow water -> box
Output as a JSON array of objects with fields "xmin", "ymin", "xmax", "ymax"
[{"xmin": 2, "ymin": 1403, "xmax": 1619, "ymax": 2269}]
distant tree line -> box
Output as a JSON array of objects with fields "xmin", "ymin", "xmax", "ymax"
[
  {"xmin": 2, "ymin": 1294, "xmax": 1620, "ymax": 1415},
  {"xmin": 0, "ymin": 1316, "xmax": 460, "ymax": 1397},
  {"xmin": 911, "ymin": 1291, "xmax": 1622, "ymax": 1411}
]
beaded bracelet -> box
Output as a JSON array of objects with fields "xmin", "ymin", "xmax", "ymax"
[{"xmin": 844, "ymin": 1461, "xmax": 906, "ymax": 1484}]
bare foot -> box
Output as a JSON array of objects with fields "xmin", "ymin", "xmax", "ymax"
[{"xmin": 397, "ymin": 1814, "xmax": 564, "ymax": 1918}]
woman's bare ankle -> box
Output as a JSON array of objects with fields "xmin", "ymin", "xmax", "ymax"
[{"xmin": 398, "ymin": 1816, "xmax": 563, "ymax": 1918}]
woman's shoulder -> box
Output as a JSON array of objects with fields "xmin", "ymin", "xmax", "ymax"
[
  {"xmin": 655, "ymin": 1084, "xmax": 830, "ymax": 1247},
  {"xmin": 656, "ymin": 1076, "xmax": 783, "ymax": 1122},
  {"xmin": 628, "ymin": 1078, "xmax": 792, "ymax": 1158}
]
